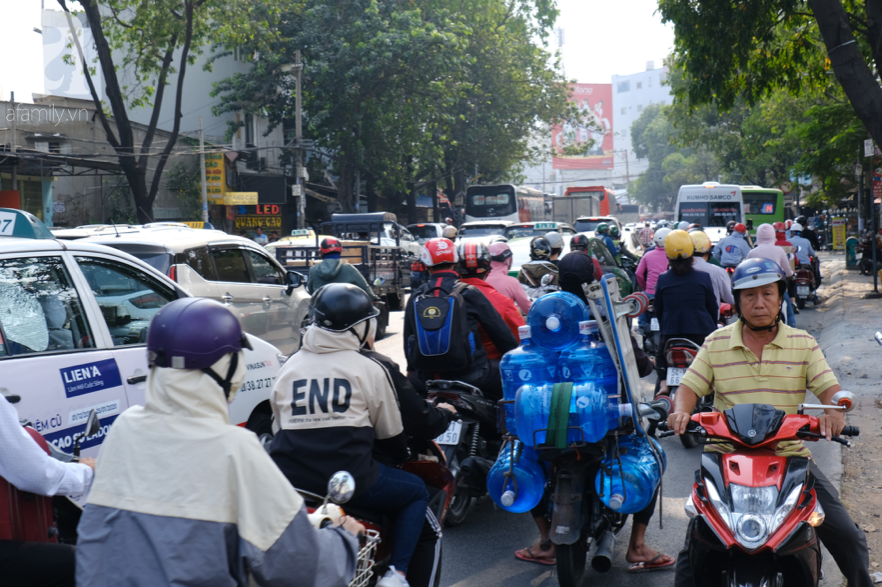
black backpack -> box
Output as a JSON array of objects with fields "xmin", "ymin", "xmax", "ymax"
[{"xmin": 408, "ymin": 282, "xmax": 474, "ymax": 373}]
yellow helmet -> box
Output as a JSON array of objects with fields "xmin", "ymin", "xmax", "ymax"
[
  {"xmin": 690, "ymin": 230, "xmax": 712, "ymax": 255},
  {"xmin": 664, "ymin": 229, "xmax": 694, "ymax": 260}
]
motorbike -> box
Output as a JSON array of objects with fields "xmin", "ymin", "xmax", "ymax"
[
  {"xmin": 656, "ymin": 338, "xmax": 711, "ymax": 449},
  {"xmin": 657, "ymin": 392, "xmax": 859, "ymax": 587},
  {"xmin": 295, "ymin": 445, "xmax": 455, "ymax": 587},
  {"xmin": 640, "ymin": 298, "xmax": 660, "ymax": 358},
  {"xmin": 718, "ymin": 302, "xmax": 735, "ymax": 328},
  {"xmin": 543, "ymin": 397, "xmax": 671, "ymax": 587},
  {"xmin": 794, "ymin": 258, "xmax": 818, "ymax": 309},
  {"xmin": 426, "ymin": 379, "xmax": 500, "ymax": 527},
  {"xmin": 1, "ymin": 403, "xmax": 101, "ymax": 545},
  {"xmin": 859, "ymin": 241, "xmax": 882, "ymax": 276}
]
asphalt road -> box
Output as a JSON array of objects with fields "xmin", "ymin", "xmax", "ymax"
[{"xmin": 375, "ymin": 295, "xmax": 841, "ymax": 587}]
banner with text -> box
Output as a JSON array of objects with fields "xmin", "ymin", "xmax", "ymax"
[{"xmin": 552, "ymin": 83, "xmax": 614, "ymax": 170}]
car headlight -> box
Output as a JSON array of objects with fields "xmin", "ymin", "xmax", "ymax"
[{"xmin": 705, "ymin": 480, "xmax": 804, "ymax": 550}]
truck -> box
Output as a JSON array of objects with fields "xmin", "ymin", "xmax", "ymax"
[
  {"xmin": 269, "ymin": 212, "xmax": 414, "ymax": 339},
  {"xmin": 552, "ymin": 194, "xmax": 601, "ymax": 225}
]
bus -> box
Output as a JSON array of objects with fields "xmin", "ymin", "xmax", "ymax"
[
  {"xmin": 464, "ymin": 184, "xmax": 545, "ymax": 223},
  {"xmin": 564, "ymin": 185, "xmax": 616, "ymax": 216},
  {"xmin": 741, "ymin": 186, "xmax": 788, "ymax": 234},
  {"xmin": 675, "ymin": 182, "xmax": 745, "ymax": 244}
]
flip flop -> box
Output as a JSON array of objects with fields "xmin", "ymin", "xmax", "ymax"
[
  {"xmin": 627, "ymin": 553, "xmax": 675, "ymax": 573},
  {"xmin": 515, "ymin": 547, "xmax": 556, "ymax": 566}
]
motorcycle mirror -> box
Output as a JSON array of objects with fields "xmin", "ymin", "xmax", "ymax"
[
  {"xmin": 73, "ymin": 409, "xmax": 101, "ymax": 458},
  {"xmin": 327, "ymin": 471, "xmax": 355, "ymax": 505},
  {"xmin": 875, "ymin": 331, "xmax": 882, "ymax": 347},
  {"xmin": 541, "ymin": 273, "xmax": 555, "ymax": 287},
  {"xmin": 831, "ymin": 390, "xmax": 856, "ymax": 412}
]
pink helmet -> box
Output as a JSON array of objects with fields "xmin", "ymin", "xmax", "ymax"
[{"xmin": 488, "ymin": 242, "xmax": 513, "ymax": 268}]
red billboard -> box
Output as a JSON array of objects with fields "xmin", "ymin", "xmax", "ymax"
[{"xmin": 552, "ymin": 83, "xmax": 614, "ymax": 170}]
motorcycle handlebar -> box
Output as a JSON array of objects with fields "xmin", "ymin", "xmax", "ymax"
[{"xmin": 841, "ymin": 426, "xmax": 860, "ymax": 437}]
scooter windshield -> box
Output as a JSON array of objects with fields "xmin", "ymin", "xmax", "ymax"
[{"xmin": 723, "ymin": 404, "xmax": 787, "ymax": 446}]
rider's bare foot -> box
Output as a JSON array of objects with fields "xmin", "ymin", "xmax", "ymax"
[
  {"xmin": 625, "ymin": 543, "xmax": 674, "ymax": 565},
  {"xmin": 515, "ymin": 540, "xmax": 556, "ymax": 564}
]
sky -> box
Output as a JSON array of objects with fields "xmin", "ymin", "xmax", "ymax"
[{"xmin": 0, "ymin": 0, "xmax": 675, "ymax": 102}]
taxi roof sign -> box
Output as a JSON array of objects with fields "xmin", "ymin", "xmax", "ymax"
[{"xmin": 0, "ymin": 209, "xmax": 55, "ymax": 239}]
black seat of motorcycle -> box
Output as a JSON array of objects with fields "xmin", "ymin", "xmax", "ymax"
[{"xmin": 340, "ymin": 504, "xmax": 391, "ymax": 528}]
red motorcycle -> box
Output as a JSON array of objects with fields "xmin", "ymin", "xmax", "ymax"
[
  {"xmin": 718, "ymin": 302, "xmax": 735, "ymax": 328},
  {"xmin": 296, "ymin": 439, "xmax": 456, "ymax": 587},
  {"xmin": 659, "ymin": 392, "xmax": 858, "ymax": 587},
  {"xmin": 657, "ymin": 338, "xmax": 710, "ymax": 449},
  {"xmin": 793, "ymin": 254, "xmax": 818, "ymax": 309}
]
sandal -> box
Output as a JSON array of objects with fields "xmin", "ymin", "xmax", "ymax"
[
  {"xmin": 515, "ymin": 546, "xmax": 556, "ymax": 566},
  {"xmin": 627, "ymin": 553, "xmax": 675, "ymax": 573}
]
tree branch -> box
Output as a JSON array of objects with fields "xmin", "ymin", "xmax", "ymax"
[{"xmin": 138, "ymin": 33, "xmax": 179, "ymax": 174}]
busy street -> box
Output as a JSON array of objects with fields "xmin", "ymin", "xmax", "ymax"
[{"xmin": 5, "ymin": 0, "xmax": 882, "ymax": 586}]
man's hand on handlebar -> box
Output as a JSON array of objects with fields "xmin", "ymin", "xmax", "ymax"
[
  {"xmin": 334, "ymin": 515, "xmax": 366, "ymax": 537},
  {"xmin": 667, "ymin": 411, "xmax": 693, "ymax": 436},
  {"xmin": 818, "ymin": 410, "xmax": 845, "ymax": 441}
]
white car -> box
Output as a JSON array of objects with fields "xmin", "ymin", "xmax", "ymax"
[
  {"xmin": 0, "ymin": 209, "xmax": 284, "ymax": 471},
  {"xmin": 507, "ymin": 233, "xmax": 574, "ymax": 276},
  {"xmin": 572, "ymin": 216, "xmax": 622, "ymax": 239},
  {"xmin": 79, "ymin": 225, "xmax": 310, "ymax": 355},
  {"xmin": 457, "ymin": 221, "xmax": 511, "ymax": 246},
  {"xmin": 406, "ymin": 223, "xmax": 449, "ymax": 244}
]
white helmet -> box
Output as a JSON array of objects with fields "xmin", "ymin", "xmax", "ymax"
[
  {"xmin": 791, "ymin": 223, "xmax": 803, "ymax": 232},
  {"xmin": 545, "ymin": 231, "xmax": 564, "ymax": 251},
  {"xmin": 677, "ymin": 221, "xmax": 690, "ymax": 231},
  {"xmin": 441, "ymin": 226, "xmax": 458, "ymax": 239},
  {"xmin": 653, "ymin": 227, "xmax": 672, "ymax": 248}
]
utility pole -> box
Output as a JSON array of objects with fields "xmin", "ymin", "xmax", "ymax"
[
  {"xmin": 295, "ymin": 50, "xmax": 305, "ymax": 229},
  {"xmin": 10, "ymin": 91, "xmax": 17, "ymax": 192},
  {"xmin": 199, "ymin": 116, "xmax": 209, "ymax": 224}
]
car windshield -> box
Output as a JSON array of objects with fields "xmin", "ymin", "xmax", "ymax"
[
  {"xmin": 460, "ymin": 225, "xmax": 506, "ymax": 237},
  {"xmin": 408, "ymin": 225, "xmax": 440, "ymax": 239},
  {"xmin": 503, "ymin": 225, "xmax": 559, "ymax": 240},
  {"xmin": 574, "ymin": 219, "xmax": 609, "ymax": 233}
]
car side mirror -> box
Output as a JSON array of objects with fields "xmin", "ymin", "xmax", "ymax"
[{"xmin": 285, "ymin": 270, "xmax": 304, "ymax": 295}]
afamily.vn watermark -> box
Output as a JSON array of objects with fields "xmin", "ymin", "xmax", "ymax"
[{"xmin": 5, "ymin": 104, "xmax": 90, "ymax": 127}]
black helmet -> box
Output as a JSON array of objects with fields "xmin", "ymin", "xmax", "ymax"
[
  {"xmin": 726, "ymin": 220, "xmax": 737, "ymax": 234},
  {"xmin": 571, "ymin": 234, "xmax": 590, "ymax": 251},
  {"xmin": 529, "ymin": 236, "xmax": 553, "ymax": 260},
  {"xmin": 795, "ymin": 215, "xmax": 807, "ymax": 226},
  {"xmin": 309, "ymin": 283, "xmax": 379, "ymax": 332}
]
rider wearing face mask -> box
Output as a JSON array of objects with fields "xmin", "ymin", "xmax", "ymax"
[{"xmin": 76, "ymin": 298, "xmax": 362, "ymax": 587}]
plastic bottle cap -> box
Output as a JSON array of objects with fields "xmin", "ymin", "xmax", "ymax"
[
  {"xmin": 546, "ymin": 315, "xmax": 561, "ymax": 331},
  {"xmin": 609, "ymin": 494, "xmax": 625, "ymax": 510},
  {"xmin": 618, "ymin": 403, "xmax": 632, "ymax": 417},
  {"xmin": 501, "ymin": 490, "xmax": 516, "ymax": 507},
  {"xmin": 518, "ymin": 325, "xmax": 532, "ymax": 340}
]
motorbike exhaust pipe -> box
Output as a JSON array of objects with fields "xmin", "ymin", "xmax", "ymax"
[{"xmin": 591, "ymin": 531, "xmax": 616, "ymax": 573}]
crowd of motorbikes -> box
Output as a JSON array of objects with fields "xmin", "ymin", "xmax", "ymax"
[{"xmin": 8, "ymin": 228, "xmax": 870, "ymax": 587}]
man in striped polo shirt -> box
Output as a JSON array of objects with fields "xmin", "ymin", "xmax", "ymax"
[{"xmin": 667, "ymin": 258, "xmax": 871, "ymax": 587}]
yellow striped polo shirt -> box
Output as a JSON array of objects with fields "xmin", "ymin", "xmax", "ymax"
[{"xmin": 679, "ymin": 321, "xmax": 839, "ymax": 457}]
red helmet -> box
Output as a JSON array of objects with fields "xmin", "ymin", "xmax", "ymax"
[
  {"xmin": 733, "ymin": 223, "xmax": 747, "ymax": 234},
  {"xmin": 320, "ymin": 237, "xmax": 342, "ymax": 256},
  {"xmin": 420, "ymin": 238, "xmax": 457, "ymax": 267},
  {"xmin": 457, "ymin": 241, "xmax": 491, "ymax": 276},
  {"xmin": 785, "ymin": 219, "xmax": 792, "ymax": 229},
  {"xmin": 772, "ymin": 222, "xmax": 785, "ymax": 232}
]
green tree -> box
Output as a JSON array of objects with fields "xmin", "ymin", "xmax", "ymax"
[
  {"xmin": 657, "ymin": 0, "xmax": 882, "ymax": 159},
  {"xmin": 164, "ymin": 162, "xmax": 203, "ymax": 221},
  {"xmin": 57, "ymin": 0, "xmax": 283, "ymax": 223}
]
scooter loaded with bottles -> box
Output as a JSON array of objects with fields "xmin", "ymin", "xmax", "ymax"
[{"xmin": 489, "ymin": 281, "xmax": 668, "ymax": 587}]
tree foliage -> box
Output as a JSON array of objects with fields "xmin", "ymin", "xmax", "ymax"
[
  {"xmin": 212, "ymin": 0, "xmax": 574, "ymax": 214},
  {"xmin": 58, "ymin": 0, "xmax": 283, "ymax": 222}
]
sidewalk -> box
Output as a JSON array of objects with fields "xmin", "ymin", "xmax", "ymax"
[{"xmin": 813, "ymin": 252, "xmax": 882, "ymax": 584}]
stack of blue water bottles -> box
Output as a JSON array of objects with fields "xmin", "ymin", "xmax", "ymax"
[{"xmin": 487, "ymin": 291, "xmax": 665, "ymax": 515}]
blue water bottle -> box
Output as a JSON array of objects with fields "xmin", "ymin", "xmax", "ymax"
[
  {"xmin": 500, "ymin": 326, "xmax": 557, "ymax": 435},
  {"xmin": 486, "ymin": 440, "xmax": 546, "ymax": 513},
  {"xmin": 595, "ymin": 435, "xmax": 666, "ymax": 514},
  {"xmin": 560, "ymin": 321, "xmax": 621, "ymax": 428},
  {"xmin": 527, "ymin": 292, "xmax": 590, "ymax": 350}
]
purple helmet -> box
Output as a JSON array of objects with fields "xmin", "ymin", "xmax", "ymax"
[{"xmin": 147, "ymin": 298, "xmax": 252, "ymax": 370}]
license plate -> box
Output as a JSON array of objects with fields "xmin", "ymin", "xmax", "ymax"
[
  {"xmin": 435, "ymin": 420, "xmax": 463, "ymax": 445},
  {"xmin": 666, "ymin": 368, "xmax": 686, "ymax": 386},
  {"xmin": 650, "ymin": 318, "xmax": 660, "ymax": 331},
  {"xmin": 797, "ymin": 286, "xmax": 809, "ymax": 296}
]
